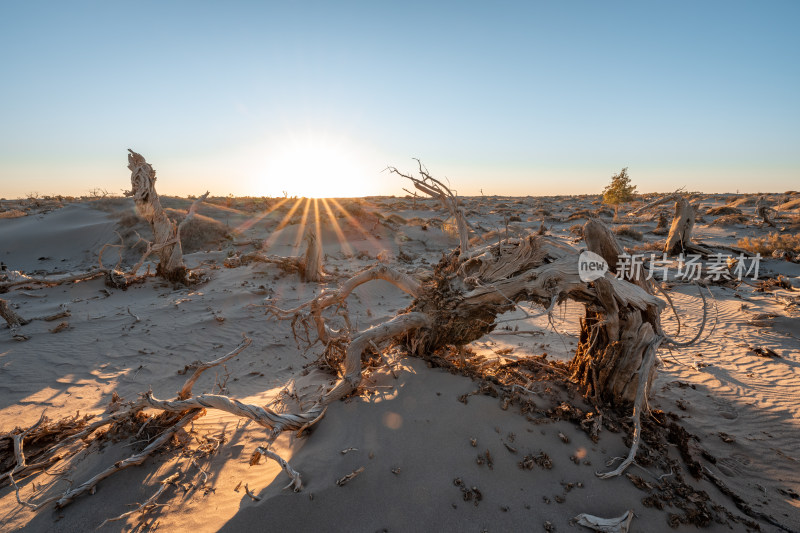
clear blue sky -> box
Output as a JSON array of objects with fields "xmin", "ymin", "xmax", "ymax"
[{"xmin": 1, "ymin": 1, "xmax": 798, "ymax": 198}]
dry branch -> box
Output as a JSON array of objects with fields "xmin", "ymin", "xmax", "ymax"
[
  {"xmin": 0, "ymin": 270, "xmax": 104, "ymax": 293},
  {"xmin": 178, "ymin": 337, "xmax": 252, "ymax": 400},
  {"xmin": 387, "ymin": 160, "xmax": 473, "ymax": 252},
  {"xmin": 0, "ymin": 298, "xmax": 28, "ymax": 328},
  {"xmin": 55, "ymin": 410, "xmax": 200, "ymax": 508}
]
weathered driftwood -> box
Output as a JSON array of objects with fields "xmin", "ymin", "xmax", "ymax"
[
  {"xmin": 0, "ymin": 298, "xmax": 28, "ymax": 328},
  {"xmin": 253, "ymin": 176, "xmax": 669, "ymax": 487},
  {"xmin": 125, "ymin": 149, "xmax": 208, "ymax": 282},
  {"xmin": 0, "ymin": 298, "xmax": 73, "ymax": 340},
  {"xmin": 0, "ymin": 270, "xmax": 104, "ymax": 293},
  {"xmin": 570, "ymin": 220, "xmax": 661, "ymax": 407}
]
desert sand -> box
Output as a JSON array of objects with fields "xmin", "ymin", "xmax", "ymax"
[{"xmin": 1, "ymin": 187, "xmax": 799, "ymax": 532}]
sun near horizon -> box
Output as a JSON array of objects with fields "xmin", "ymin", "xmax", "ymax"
[{"xmin": 247, "ymin": 133, "xmax": 378, "ymax": 199}]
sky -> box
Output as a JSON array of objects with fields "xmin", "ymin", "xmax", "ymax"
[{"xmin": 1, "ymin": 1, "xmax": 798, "ymax": 199}]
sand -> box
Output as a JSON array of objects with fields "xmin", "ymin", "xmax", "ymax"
[{"xmin": 1, "ymin": 193, "xmax": 798, "ymax": 532}]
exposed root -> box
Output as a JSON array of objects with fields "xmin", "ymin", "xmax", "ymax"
[
  {"xmin": 596, "ymin": 338, "xmax": 661, "ymax": 478},
  {"xmin": 252, "ymin": 437, "xmax": 303, "ymax": 492},
  {"xmin": 661, "ymin": 283, "xmax": 708, "ymax": 347},
  {"xmin": 754, "ymin": 196, "xmax": 776, "ymax": 227}
]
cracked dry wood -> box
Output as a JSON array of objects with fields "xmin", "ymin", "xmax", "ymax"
[{"xmin": 125, "ymin": 149, "xmax": 208, "ymax": 282}]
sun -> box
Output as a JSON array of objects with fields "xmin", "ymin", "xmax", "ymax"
[{"xmin": 253, "ymin": 134, "xmax": 376, "ymax": 198}]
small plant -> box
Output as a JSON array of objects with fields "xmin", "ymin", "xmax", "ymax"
[{"xmin": 602, "ymin": 168, "xmax": 637, "ymax": 211}]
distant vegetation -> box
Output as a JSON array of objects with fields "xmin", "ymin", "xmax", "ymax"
[
  {"xmin": 737, "ymin": 232, "xmax": 800, "ymax": 255},
  {"xmin": 602, "ymin": 167, "xmax": 637, "ymax": 209}
]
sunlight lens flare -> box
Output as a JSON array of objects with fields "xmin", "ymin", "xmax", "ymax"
[{"xmin": 255, "ymin": 135, "xmax": 375, "ymax": 198}]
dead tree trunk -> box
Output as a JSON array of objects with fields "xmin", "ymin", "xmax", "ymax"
[
  {"xmin": 125, "ymin": 150, "xmax": 188, "ymax": 282},
  {"xmin": 664, "ymin": 196, "xmax": 695, "ymax": 255},
  {"xmin": 755, "ymin": 196, "xmax": 775, "ymax": 227},
  {"xmin": 629, "ymin": 193, "xmax": 710, "ymax": 256},
  {"xmin": 301, "ymin": 226, "xmax": 324, "ymax": 282}
]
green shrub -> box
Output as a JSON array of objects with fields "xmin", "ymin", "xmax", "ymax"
[{"xmin": 602, "ymin": 168, "xmax": 637, "ymax": 208}]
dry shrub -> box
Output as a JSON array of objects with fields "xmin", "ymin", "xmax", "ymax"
[
  {"xmin": 338, "ymin": 199, "xmax": 368, "ymax": 219},
  {"xmin": 626, "ymin": 239, "xmax": 666, "ymax": 253},
  {"xmin": 727, "ymin": 196, "xmax": 757, "ymax": 208},
  {"xmin": 566, "ymin": 210, "xmax": 594, "ymax": 222},
  {"xmin": 568, "ymin": 224, "xmax": 583, "ymax": 236},
  {"xmin": 178, "ymin": 214, "xmax": 230, "ymax": 252},
  {"xmin": 442, "ymin": 216, "xmax": 460, "ymax": 239},
  {"xmin": 117, "ymin": 212, "xmax": 143, "ymax": 230},
  {"xmin": 706, "ymin": 205, "xmax": 742, "ymax": 216},
  {"xmin": 613, "ymin": 225, "xmax": 643, "ymax": 241},
  {"xmin": 737, "ymin": 233, "xmax": 800, "ymax": 254},
  {"xmin": 709, "ymin": 214, "xmax": 749, "ymax": 226},
  {"xmin": 776, "ymin": 198, "xmax": 800, "ymax": 211},
  {"xmin": 0, "ymin": 209, "xmax": 26, "ymax": 219},
  {"xmin": 88, "ymin": 197, "xmax": 132, "ymax": 213},
  {"xmin": 384, "ymin": 214, "xmax": 407, "ymax": 226}
]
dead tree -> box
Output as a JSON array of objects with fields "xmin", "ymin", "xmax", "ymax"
[
  {"xmin": 387, "ymin": 159, "xmax": 472, "ymax": 252},
  {"xmin": 224, "ymin": 226, "xmax": 325, "ymax": 282},
  {"xmin": 124, "ymin": 149, "xmax": 208, "ymax": 283},
  {"xmin": 4, "ymin": 168, "xmax": 706, "ymax": 521},
  {"xmin": 629, "ymin": 193, "xmax": 710, "ymax": 256}
]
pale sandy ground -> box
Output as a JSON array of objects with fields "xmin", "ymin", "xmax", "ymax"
[{"xmin": 0, "ymin": 193, "xmax": 798, "ymax": 532}]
